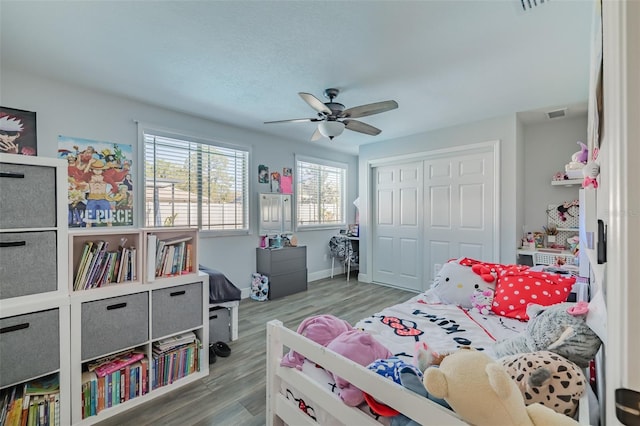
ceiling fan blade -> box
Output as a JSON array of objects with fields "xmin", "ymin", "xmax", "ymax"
[
  {"xmin": 344, "ymin": 119, "xmax": 382, "ymax": 136},
  {"xmin": 264, "ymin": 118, "xmax": 321, "ymax": 124},
  {"xmin": 299, "ymin": 92, "xmax": 332, "ymax": 115},
  {"xmin": 341, "ymin": 100, "xmax": 398, "ymax": 119},
  {"xmin": 310, "ymin": 127, "xmax": 323, "ymax": 141}
]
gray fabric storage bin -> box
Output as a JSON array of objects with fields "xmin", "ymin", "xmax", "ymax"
[
  {"xmin": 209, "ymin": 307, "xmax": 231, "ymax": 343},
  {"xmin": 81, "ymin": 292, "xmax": 149, "ymax": 360},
  {"xmin": 0, "ymin": 231, "xmax": 57, "ymax": 299},
  {"xmin": 0, "ymin": 308, "xmax": 60, "ymax": 387},
  {"xmin": 0, "ymin": 162, "xmax": 57, "ymax": 229},
  {"xmin": 152, "ymin": 282, "xmax": 202, "ymax": 339}
]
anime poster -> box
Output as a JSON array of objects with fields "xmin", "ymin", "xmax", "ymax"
[
  {"xmin": 58, "ymin": 136, "xmax": 134, "ymax": 228},
  {"xmin": 270, "ymin": 171, "xmax": 281, "ymax": 193},
  {"xmin": 258, "ymin": 164, "xmax": 269, "ymax": 183},
  {"xmin": 0, "ymin": 107, "xmax": 37, "ymax": 156}
]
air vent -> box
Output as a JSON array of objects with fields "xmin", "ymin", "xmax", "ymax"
[
  {"xmin": 520, "ymin": 0, "xmax": 549, "ymax": 11},
  {"xmin": 546, "ymin": 108, "xmax": 567, "ymax": 119}
]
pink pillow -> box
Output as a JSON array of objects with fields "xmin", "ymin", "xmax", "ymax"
[{"xmin": 491, "ymin": 269, "xmax": 575, "ymax": 320}]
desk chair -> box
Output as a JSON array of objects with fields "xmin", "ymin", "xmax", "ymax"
[{"xmin": 328, "ymin": 235, "xmax": 359, "ymax": 281}]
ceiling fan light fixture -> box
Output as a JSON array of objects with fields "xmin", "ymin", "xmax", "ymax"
[{"xmin": 318, "ymin": 120, "xmax": 345, "ymax": 140}]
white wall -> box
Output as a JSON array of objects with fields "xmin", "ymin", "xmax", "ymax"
[
  {"xmin": 522, "ymin": 115, "xmax": 588, "ymax": 234},
  {"xmin": 0, "ymin": 68, "xmax": 358, "ymax": 291}
]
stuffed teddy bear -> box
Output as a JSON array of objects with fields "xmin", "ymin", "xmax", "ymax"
[
  {"xmin": 493, "ymin": 302, "xmax": 602, "ymax": 368},
  {"xmin": 499, "ymin": 350, "xmax": 586, "ymax": 417},
  {"xmin": 325, "ymin": 329, "xmax": 392, "ymax": 406},
  {"xmin": 429, "ymin": 261, "xmax": 496, "ymax": 308},
  {"xmin": 280, "ymin": 314, "xmax": 353, "ymax": 369},
  {"xmin": 423, "ymin": 349, "xmax": 579, "ymax": 426}
]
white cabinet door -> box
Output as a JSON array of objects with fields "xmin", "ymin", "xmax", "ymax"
[
  {"xmin": 259, "ymin": 193, "xmax": 292, "ymax": 235},
  {"xmin": 372, "ymin": 162, "xmax": 423, "ymax": 291}
]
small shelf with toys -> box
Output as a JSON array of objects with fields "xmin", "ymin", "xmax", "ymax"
[{"xmin": 551, "ymin": 179, "xmax": 582, "ymax": 186}]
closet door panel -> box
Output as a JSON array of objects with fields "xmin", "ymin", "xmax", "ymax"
[{"xmin": 372, "ymin": 162, "xmax": 423, "ymax": 291}]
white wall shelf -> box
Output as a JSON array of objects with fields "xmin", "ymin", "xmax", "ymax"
[{"xmin": 551, "ymin": 179, "xmax": 582, "ymax": 186}]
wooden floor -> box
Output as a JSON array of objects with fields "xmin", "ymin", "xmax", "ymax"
[{"xmin": 97, "ymin": 275, "xmax": 415, "ymax": 426}]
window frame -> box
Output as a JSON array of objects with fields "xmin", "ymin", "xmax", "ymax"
[
  {"xmin": 294, "ymin": 154, "xmax": 348, "ymax": 231},
  {"xmin": 138, "ymin": 124, "xmax": 250, "ymax": 236}
]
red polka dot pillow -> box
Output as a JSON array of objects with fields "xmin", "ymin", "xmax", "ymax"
[{"xmin": 491, "ymin": 269, "xmax": 575, "ymax": 320}]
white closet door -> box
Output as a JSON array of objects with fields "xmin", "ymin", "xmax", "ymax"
[
  {"xmin": 372, "ymin": 162, "xmax": 423, "ymax": 291},
  {"xmin": 424, "ymin": 151, "xmax": 495, "ymax": 284}
]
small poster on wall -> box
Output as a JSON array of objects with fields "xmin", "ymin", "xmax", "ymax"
[
  {"xmin": 0, "ymin": 106, "xmax": 37, "ymax": 156},
  {"xmin": 270, "ymin": 171, "xmax": 281, "ymax": 193},
  {"xmin": 281, "ymin": 167, "xmax": 293, "ymax": 194},
  {"xmin": 258, "ymin": 164, "xmax": 269, "ymax": 183},
  {"xmin": 58, "ymin": 136, "xmax": 134, "ymax": 228}
]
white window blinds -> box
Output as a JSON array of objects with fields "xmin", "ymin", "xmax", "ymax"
[
  {"xmin": 296, "ymin": 157, "xmax": 346, "ymax": 228},
  {"xmin": 144, "ymin": 132, "xmax": 249, "ymax": 232}
]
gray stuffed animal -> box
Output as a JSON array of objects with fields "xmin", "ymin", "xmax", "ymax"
[{"xmin": 493, "ymin": 302, "xmax": 601, "ymax": 368}]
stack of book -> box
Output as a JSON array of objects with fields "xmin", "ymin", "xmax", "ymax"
[
  {"xmin": 73, "ymin": 240, "xmax": 137, "ymax": 290},
  {"xmin": 0, "ymin": 373, "xmax": 60, "ymax": 426},
  {"xmin": 152, "ymin": 236, "xmax": 193, "ymax": 279},
  {"xmin": 80, "ymin": 350, "xmax": 148, "ymax": 419},
  {"xmin": 151, "ymin": 332, "xmax": 200, "ymax": 390}
]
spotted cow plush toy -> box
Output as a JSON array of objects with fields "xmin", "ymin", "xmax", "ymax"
[{"xmin": 499, "ymin": 350, "xmax": 586, "ymax": 417}]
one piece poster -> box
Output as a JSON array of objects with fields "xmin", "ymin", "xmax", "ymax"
[
  {"xmin": 0, "ymin": 106, "xmax": 37, "ymax": 156},
  {"xmin": 58, "ymin": 136, "xmax": 134, "ymax": 228}
]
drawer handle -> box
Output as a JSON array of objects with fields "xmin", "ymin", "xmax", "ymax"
[
  {"xmin": 0, "ymin": 323, "xmax": 29, "ymax": 334},
  {"xmin": 0, "ymin": 171, "xmax": 25, "ymax": 179},
  {"xmin": 106, "ymin": 302, "xmax": 127, "ymax": 310},
  {"xmin": 170, "ymin": 290, "xmax": 186, "ymax": 297},
  {"xmin": 0, "ymin": 241, "xmax": 26, "ymax": 248},
  {"xmin": 210, "ymin": 315, "xmax": 219, "ymax": 320}
]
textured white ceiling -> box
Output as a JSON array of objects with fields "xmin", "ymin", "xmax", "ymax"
[{"xmin": 0, "ymin": 0, "xmax": 594, "ymax": 154}]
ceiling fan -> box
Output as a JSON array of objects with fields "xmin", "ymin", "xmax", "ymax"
[{"xmin": 264, "ymin": 88, "xmax": 398, "ymax": 141}]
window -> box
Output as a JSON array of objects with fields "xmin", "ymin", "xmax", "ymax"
[
  {"xmin": 143, "ymin": 130, "xmax": 249, "ymax": 233},
  {"xmin": 295, "ymin": 155, "xmax": 346, "ymax": 228}
]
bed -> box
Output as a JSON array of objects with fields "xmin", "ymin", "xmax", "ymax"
[{"xmin": 266, "ymin": 261, "xmax": 597, "ymax": 426}]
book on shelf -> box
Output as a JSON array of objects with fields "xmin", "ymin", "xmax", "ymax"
[
  {"xmin": 0, "ymin": 374, "xmax": 62, "ymax": 426},
  {"xmin": 159, "ymin": 235, "xmax": 193, "ymax": 246},
  {"xmin": 130, "ymin": 246, "xmax": 137, "ymax": 281},
  {"xmin": 152, "ymin": 234, "xmax": 194, "ymax": 278},
  {"xmin": 24, "ymin": 374, "xmax": 59, "ymax": 396},
  {"xmin": 90, "ymin": 351, "xmax": 146, "ymax": 378},
  {"xmin": 146, "ymin": 234, "xmax": 157, "ymax": 282},
  {"xmin": 74, "ymin": 239, "xmax": 139, "ymax": 290},
  {"xmin": 153, "ymin": 331, "xmax": 197, "ymax": 352}
]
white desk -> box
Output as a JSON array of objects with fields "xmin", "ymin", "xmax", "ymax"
[{"xmin": 517, "ymin": 248, "xmax": 577, "ymax": 266}]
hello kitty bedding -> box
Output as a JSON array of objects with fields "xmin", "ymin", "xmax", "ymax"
[
  {"xmin": 278, "ymin": 290, "xmax": 528, "ymax": 424},
  {"xmin": 275, "ymin": 257, "xmax": 582, "ymax": 425}
]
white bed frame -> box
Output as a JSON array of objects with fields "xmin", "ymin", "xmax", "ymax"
[{"xmin": 266, "ymin": 319, "xmax": 593, "ymax": 426}]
